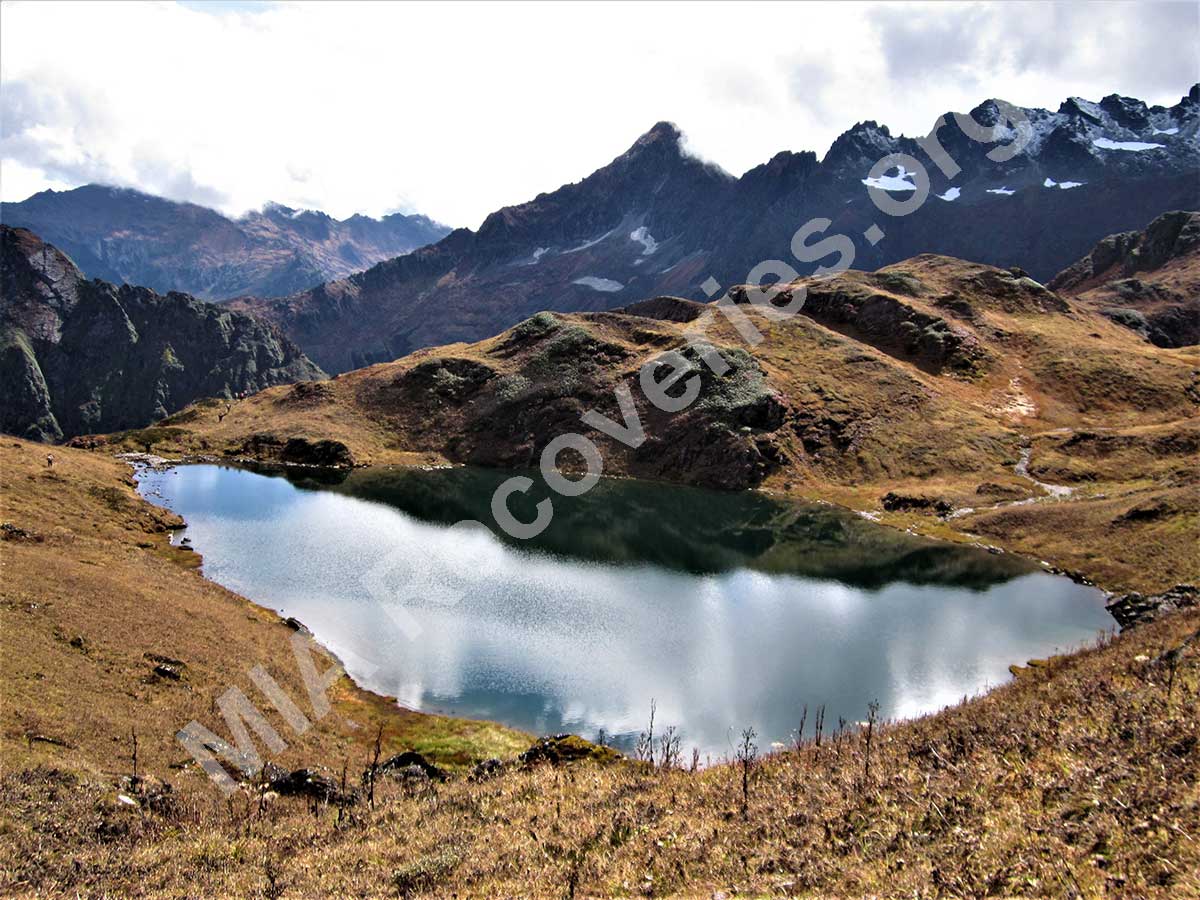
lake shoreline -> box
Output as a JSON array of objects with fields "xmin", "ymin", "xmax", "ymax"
[{"xmin": 131, "ymin": 456, "xmax": 1114, "ymax": 757}]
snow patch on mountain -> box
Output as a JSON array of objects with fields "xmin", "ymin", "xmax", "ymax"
[
  {"xmin": 1044, "ymin": 178, "xmax": 1085, "ymax": 190},
  {"xmin": 565, "ymin": 229, "xmax": 615, "ymax": 254},
  {"xmin": 937, "ymin": 187, "xmax": 961, "ymax": 201},
  {"xmin": 1152, "ymin": 127, "xmax": 1180, "ymax": 136},
  {"xmin": 862, "ymin": 165, "xmax": 918, "ymax": 192},
  {"xmin": 1093, "ymin": 137, "xmax": 1165, "ymax": 152},
  {"xmin": 573, "ymin": 276, "xmax": 624, "ymax": 292},
  {"xmin": 987, "ymin": 187, "xmax": 1016, "ymax": 196},
  {"xmin": 630, "ymin": 226, "xmax": 659, "ymax": 256}
]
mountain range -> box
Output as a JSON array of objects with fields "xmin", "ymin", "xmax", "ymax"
[
  {"xmin": 0, "ymin": 226, "xmax": 324, "ymax": 442},
  {"xmin": 229, "ymin": 87, "xmax": 1200, "ymax": 374},
  {"xmin": 0, "ymin": 185, "xmax": 450, "ymax": 301}
]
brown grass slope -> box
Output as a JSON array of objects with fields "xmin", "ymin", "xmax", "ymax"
[{"xmin": 112, "ymin": 254, "xmax": 1199, "ymax": 593}]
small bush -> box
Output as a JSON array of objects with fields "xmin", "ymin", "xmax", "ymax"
[
  {"xmin": 509, "ymin": 311, "xmax": 560, "ymax": 342},
  {"xmin": 391, "ymin": 848, "xmax": 462, "ymax": 897},
  {"xmin": 494, "ymin": 374, "xmax": 532, "ymax": 403}
]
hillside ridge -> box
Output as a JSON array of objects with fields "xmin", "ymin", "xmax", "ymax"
[
  {"xmin": 0, "ymin": 184, "xmax": 451, "ymax": 301},
  {"xmin": 109, "ymin": 249, "xmax": 1200, "ymax": 595}
]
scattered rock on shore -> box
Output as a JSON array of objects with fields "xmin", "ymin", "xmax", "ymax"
[{"xmin": 1106, "ymin": 584, "xmax": 1198, "ymax": 630}]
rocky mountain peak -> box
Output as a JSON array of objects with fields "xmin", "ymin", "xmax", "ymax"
[
  {"xmin": 1057, "ymin": 96, "xmax": 1106, "ymax": 124},
  {"xmin": 259, "ymin": 201, "xmax": 333, "ymax": 223},
  {"xmin": 1099, "ymin": 94, "xmax": 1151, "ymax": 130},
  {"xmin": 613, "ymin": 121, "xmax": 692, "ymax": 172},
  {"xmin": 820, "ymin": 120, "xmax": 905, "ymax": 177},
  {"xmin": 632, "ymin": 120, "xmax": 683, "ymax": 147}
]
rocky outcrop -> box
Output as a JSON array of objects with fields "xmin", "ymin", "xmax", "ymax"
[
  {"xmin": 233, "ymin": 434, "xmax": 354, "ymax": 468},
  {"xmin": 0, "ymin": 185, "xmax": 450, "ymax": 301},
  {"xmin": 618, "ymin": 295, "xmax": 709, "ymax": 323},
  {"xmin": 1105, "ymin": 584, "xmax": 1198, "ymax": 630},
  {"xmin": 1050, "ymin": 211, "xmax": 1200, "ymax": 347},
  {"xmin": 378, "ymin": 751, "xmax": 448, "ymax": 782},
  {"xmin": 0, "ymin": 226, "xmax": 325, "ymax": 442},
  {"xmin": 880, "ymin": 491, "xmax": 953, "ymax": 515},
  {"xmin": 733, "ymin": 279, "xmax": 991, "ymax": 376},
  {"xmin": 1050, "ymin": 211, "xmax": 1200, "ymax": 291},
  {"xmin": 264, "ymin": 764, "xmax": 358, "ymax": 804}
]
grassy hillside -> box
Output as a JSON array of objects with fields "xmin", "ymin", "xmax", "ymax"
[{"xmin": 4, "ymin": 253, "xmax": 1197, "ymax": 896}]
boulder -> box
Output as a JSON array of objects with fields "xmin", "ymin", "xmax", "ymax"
[
  {"xmin": 144, "ymin": 653, "xmax": 188, "ymax": 681},
  {"xmin": 379, "ymin": 750, "xmax": 448, "ymax": 782},
  {"xmin": 470, "ymin": 758, "xmax": 504, "ymax": 781},
  {"xmin": 1, "ymin": 522, "xmax": 44, "ymax": 543},
  {"xmin": 268, "ymin": 766, "xmax": 358, "ymax": 804}
]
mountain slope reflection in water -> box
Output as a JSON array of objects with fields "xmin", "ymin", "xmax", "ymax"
[{"xmin": 137, "ymin": 464, "xmax": 1112, "ymax": 758}]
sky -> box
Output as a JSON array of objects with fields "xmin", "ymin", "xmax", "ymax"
[{"xmin": 1, "ymin": 0, "xmax": 1197, "ymax": 229}]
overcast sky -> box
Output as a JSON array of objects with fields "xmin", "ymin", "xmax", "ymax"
[{"xmin": 1, "ymin": 0, "xmax": 1197, "ymax": 228}]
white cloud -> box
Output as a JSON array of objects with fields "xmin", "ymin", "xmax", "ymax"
[{"xmin": 1, "ymin": 1, "xmax": 1196, "ymax": 228}]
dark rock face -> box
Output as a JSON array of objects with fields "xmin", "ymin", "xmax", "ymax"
[
  {"xmin": 0, "ymin": 185, "xmax": 450, "ymax": 301},
  {"xmin": 1050, "ymin": 210, "xmax": 1200, "ymax": 347},
  {"xmin": 232, "ymin": 87, "xmax": 1200, "ymax": 374},
  {"xmin": 0, "ymin": 226, "xmax": 325, "ymax": 442}
]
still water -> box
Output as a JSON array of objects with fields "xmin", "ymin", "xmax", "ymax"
[{"xmin": 137, "ymin": 463, "xmax": 1111, "ymax": 758}]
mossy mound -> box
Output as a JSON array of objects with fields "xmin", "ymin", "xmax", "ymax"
[{"xmin": 518, "ymin": 734, "xmax": 623, "ymax": 766}]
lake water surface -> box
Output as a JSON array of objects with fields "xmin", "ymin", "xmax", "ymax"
[{"xmin": 137, "ymin": 463, "xmax": 1112, "ymax": 759}]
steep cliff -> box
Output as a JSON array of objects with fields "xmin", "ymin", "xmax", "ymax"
[{"xmin": 0, "ymin": 226, "xmax": 325, "ymax": 442}]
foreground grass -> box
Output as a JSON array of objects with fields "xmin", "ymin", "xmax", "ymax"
[{"xmin": 2, "ymin": 605, "xmax": 1196, "ymax": 898}]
